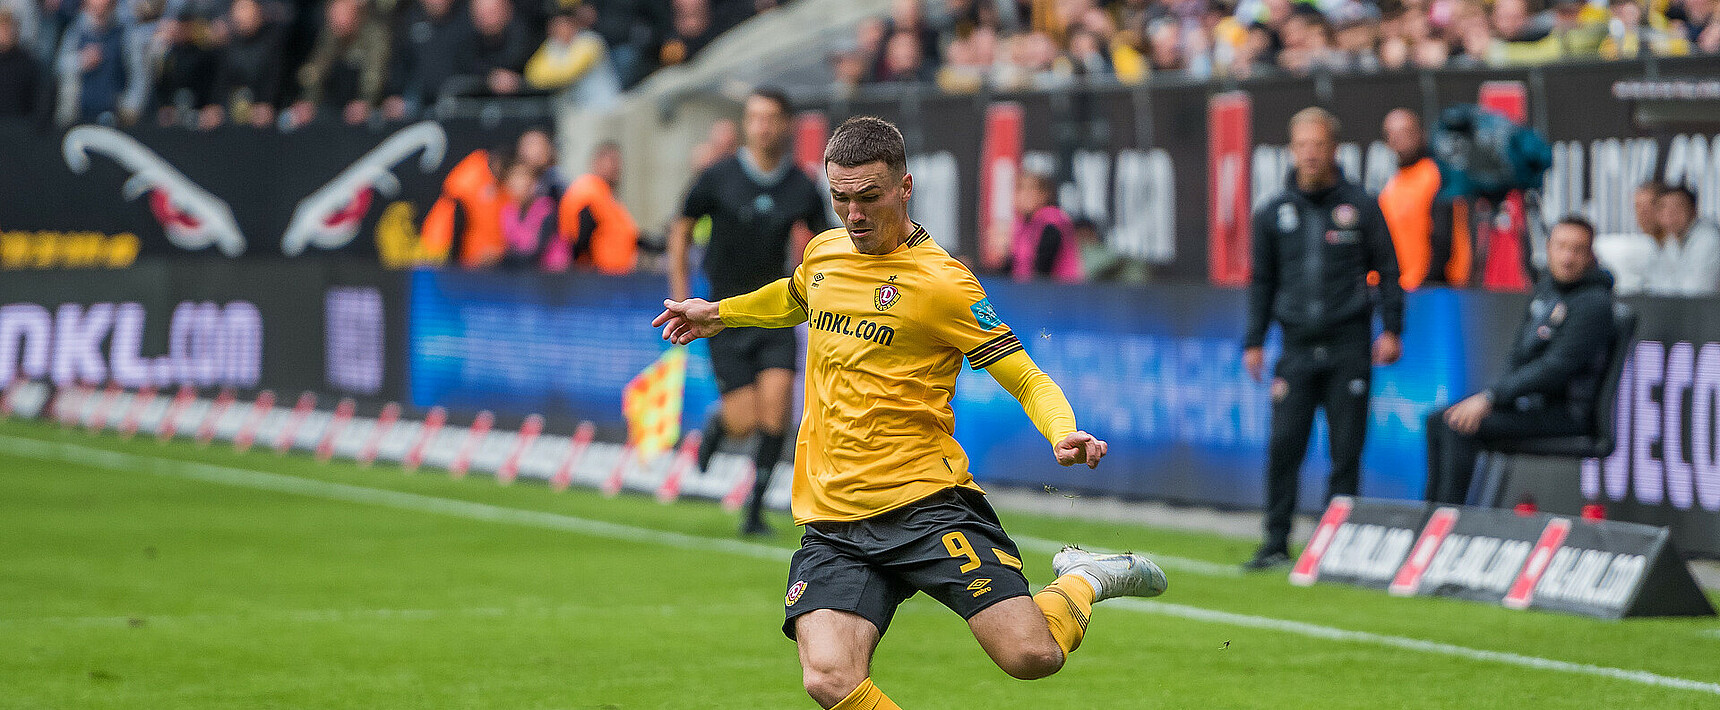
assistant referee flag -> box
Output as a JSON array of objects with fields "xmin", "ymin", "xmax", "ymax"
[{"xmin": 623, "ymin": 347, "xmax": 688, "ymax": 461}]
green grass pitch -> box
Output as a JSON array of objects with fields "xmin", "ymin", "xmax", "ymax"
[{"xmin": 3, "ymin": 418, "xmax": 1719, "ymax": 709}]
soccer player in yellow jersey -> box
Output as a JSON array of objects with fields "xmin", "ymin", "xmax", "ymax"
[{"xmin": 653, "ymin": 116, "xmax": 1167, "ymax": 709}]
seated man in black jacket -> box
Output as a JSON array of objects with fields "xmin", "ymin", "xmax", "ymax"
[{"xmin": 1425, "ymin": 216, "xmax": 1615, "ymax": 504}]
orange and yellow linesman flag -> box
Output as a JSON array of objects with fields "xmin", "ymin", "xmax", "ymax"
[{"xmin": 622, "ymin": 346, "xmax": 688, "ymax": 461}]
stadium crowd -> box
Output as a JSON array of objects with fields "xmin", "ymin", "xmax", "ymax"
[
  {"xmin": 0, "ymin": 0, "xmax": 776, "ymax": 127},
  {"xmin": 832, "ymin": 0, "xmax": 1720, "ymax": 93},
  {"xmin": 3, "ymin": 0, "xmax": 1716, "ymax": 125}
]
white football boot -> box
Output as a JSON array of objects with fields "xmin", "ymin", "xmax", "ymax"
[{"xmin": 1052, "ymin": 545, "xmax": 1169, "ymax": 601}]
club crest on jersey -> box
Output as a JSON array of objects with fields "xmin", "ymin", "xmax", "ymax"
[
  {"xmin": 786, "ymin": 580, "xmax": 808, "ymax": 606},
  {"xmin": 971, "ymin": 298, "xmax": 1003, "ymax": 329},
  {"xmin": 875, "ymin": 283, "xmax": 900, "ymax": 311},
  {"xmin": 1333, "ymin": 204, "xmax": 1359, "ymax": 229},
  {"xmin": 1277, "ymin": 203, "xmax": 1299, "ymax": 232}
]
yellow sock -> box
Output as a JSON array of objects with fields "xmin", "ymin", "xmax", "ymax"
[
  {"xmin": 1033, "ymin": 573, "xmax": 1095, "ymax": 654},
  {"xmin": 830, "ymin": 678, "xmax": 902, "ymax": 710}
]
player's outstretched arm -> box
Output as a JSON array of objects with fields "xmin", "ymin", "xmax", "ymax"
[
  {"xmin": 654, "ymin": 298, "xmax": 724, "ymax": 344},
  {"xmin": 714, "ymin": 277, "xmax": 809, "ymax": 330},
  {"xmin": 654, "ymin": 277, "xmax": 809, "ymax": 344},
  {"xmin": 984, "ymin": 350, "xmax": 1107, "ymax": 469}
]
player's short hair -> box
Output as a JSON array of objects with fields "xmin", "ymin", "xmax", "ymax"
[
  {"xmin": 1289, "ymin": 106, "xmax": 1340, "ymax": 139},
  {"xmin": 824, "ymin": 116, "xmax": 907, "ymax": 176},
  {"xmin": 1636, "ymin": 179, "xmax": 1668, "ymax": 196},
  {"xmin": 748, "ymin": 86, "xmax": 793, "ymax": 118},
  {"xmin": 1552, "ymin": 215, "xmax": 1596, "ymax": 246}
]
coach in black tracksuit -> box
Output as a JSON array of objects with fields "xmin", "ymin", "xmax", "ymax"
[
  {"xmin": 1243, "ymin": 108, "xmax": 1404, "ymax": 571},
  {"xmin": 1425, "ymin": 217, "xmax": 1615, "ymax": 505}
]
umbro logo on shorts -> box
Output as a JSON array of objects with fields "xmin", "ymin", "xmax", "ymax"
[{"xmin": 967, "ymin": 578, "xmax": 992, "ymax": 598}]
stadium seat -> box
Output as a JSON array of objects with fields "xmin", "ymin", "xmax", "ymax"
[{"xmin": 1466, "ymin": 303, "xmax": 1638, "ymax": 508}]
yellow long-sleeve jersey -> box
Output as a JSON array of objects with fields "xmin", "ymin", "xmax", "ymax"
[{"xmin": 718, "ymin": 224, "xmax": 1078, "ymax": 525}]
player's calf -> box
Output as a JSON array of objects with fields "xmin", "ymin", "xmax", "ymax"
[{"xmin": 968, "ymin": 596, "xmax": 1066, "ymax": 680}]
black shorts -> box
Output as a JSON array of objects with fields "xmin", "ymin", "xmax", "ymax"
[
  {"xmin": 707, "ymin": 326, "xmax": 798, "ymax": 394},
  {"xmin": 781, "ymin": 487, "xmax": 1031, "ymax": 640}
]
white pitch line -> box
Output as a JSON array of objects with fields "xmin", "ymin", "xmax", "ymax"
[
  {"xmin": 0, "ymin": 434, "xmax": 790, "ymax": 564},
  {"xmin": 1117, "ymin": 599, "xmax": 1720, "ymax": 696},
  {"xmin": 1013, "ymin": 534, "xmax": 1242, "ymax": 578},
  {"xmin": 4, "ymin": 431, "xmax": 1718, "ymax": 697}
]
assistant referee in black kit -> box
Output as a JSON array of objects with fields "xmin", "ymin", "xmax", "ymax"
[
  {"xmin": 1242, "ymin": 107, "xmax": 1404, "ymax": 571},
  {"xmin": 668, "ymin": 87, "xmax": 833, "ymax": 537}
]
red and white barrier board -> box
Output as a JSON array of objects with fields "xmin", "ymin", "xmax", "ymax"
[
  {"xmin": 0, "ymin": 382, "xmax": 794, "ymax": 513},
  {"xmin": 1292, "ymin": 496, "xmax": 1714, "ymax": 619}
]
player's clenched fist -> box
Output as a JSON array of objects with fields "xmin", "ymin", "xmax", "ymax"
[
  {"xmin": 1054, "ymin": 430, "xmax": 1108, "ymax": 469},
  {"xmin": 653, "ymin": 298, "xmax": 726, "ymax": 345}
]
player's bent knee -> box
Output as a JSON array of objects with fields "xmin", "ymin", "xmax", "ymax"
[
  {"xmin": 999, "ymin": 645, "xmax": 1064, "ymax": 680},
  {"xmin": 803, "ymin": 667, "xmax": 866, "ymax": 707}
]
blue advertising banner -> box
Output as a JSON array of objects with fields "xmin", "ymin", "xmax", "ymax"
[
  {"xmin": 408, "ymin": 269, "xmax": 722, "ymax": 437},
  {"xmin": 952, "ymin": 283, "xmax": 1469, "ymax": 509},
  {"xmin": 405, "ymin": 269, "xmax": 1477, "ymax": 510}
]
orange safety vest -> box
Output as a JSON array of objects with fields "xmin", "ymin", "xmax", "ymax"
[
  {"xmin": 556, "ymin": 173, "xmax": 638, "ymax": 275},
  {"xmin": 1378, "ymin": 157, "xmax": 1471, "ymax": 289},
  {"xmin": 421, "ymin": 150, "xmax": 507, "ymax": 269}
]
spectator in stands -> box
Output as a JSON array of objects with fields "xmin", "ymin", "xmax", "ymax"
[
  {"xmin": 383, "ymin": 0, "xmax": 469, "ymax": 119},
  {"xmin": 288, "ymin": 0, "xmax": 389, "ymax": 128},
  {"xmin": 1595, "ymin": 180, "xmax": 1665, "ymax": 295},
  {"xmin": 882, "ymin": 0, "xmax": 939, "ymax": 70},
  {"xmin": 1425, "ymin": 217, "xmax": 1615, "ymax": 504},
  {"xmin": 1411, "ymin": 32, "xmax": 1449, "ymax": 67},
  {"xmin": 1099, "ymin": 7, "xmax": 1150, "ymax": 82},
  {"xmin": 1330, "ymin": 1, "xmax": 1381, "ymax": 72},
  {"xmin": 1229, "ymin": 21, "xmax": 1281, "ymax": 77},
  {"xmin": 877, "ymin": 29, "xmax": 932, "ymax": 81},
  {"xmin": 1601, "ymin": 0, "xmax": 1692, "ymax": 59},
  {"xmin": 421, "ymin": 146, "xmax": 508, "ymax": 268},
  {"xmin": 1066, "ymin": 27, "xmax": 1110, "ymax": 79},
  {"xmin": 57, "ymin": 0, "xmax": 147, "ymax": 125},
  {"xmin": 1010, "ymin": 167, "xmax": 1082, "ymax": 283},
  {"xmin": 152, "ymin": 0, "xmax": 230, "ymax": 126},
  {"xmin": 514, "ymin": 126, "xmax": 568, "ymax": 196},
  {"xmin": 593, "ymin": 0, "xmax": 669, "ymax": 87},
  {"xmin": 1145, "ymin": 17, "xmax": 1185, "ymax": 74},
  {"xmin": 554, "ymin": 140, "xmax": 638, "ymax": 274},
  {"xmin": 659, "ymin": 0, "xmax": 713, "ymax": 66},
  {"xmin": 499, "ymin": 159, "xmax": 557, "ymax": 269},
  {"xmin": 1277, "ymin": 5, "xmax": 1344, "ymax": 73},
  {"xmin": 524, "ymin": 5, "xmax": 621, "ymax": 110},
  {"xmin": 1447, "ymin": 6, "xmax": 1499, "ymax": 68},
  {"xmin": 852, "ymin": 15, "xmax": 886, "ymax": 81},
  {"xmin": 1496, "ymin": 0, "xmax": 1605, "ymax": 64},
  {"xmin": 1645, "ymin": 184, "xmax": 1720, "ymax": 296},
  {"xmin": 1489, "ymin": 0, "xmax": 1544, "ymax": 42},
  {"xmin": 1, "ymin": 0, "xmax": 39, "ymax": 57},
  {"xmin": 1378, "ymin": 108, "xmax": 1468, "ymax": 289},
  {"xmin": 449, "ymin": 0, "xmax": 531, "ymax": 97},
  {"xmin": 992, "ymin": 29, "xmax": 1058, "ymax": 89},
  {"xmin": 0, "ymin": 10, "xmax": 41, "ymax": 118},
  {"xmin": 1672, "ymin": 0, "xmax": 1720, "ymax": 50},
  {"xmin": 201, "ymin": 0, "xmax": 283, "ymax": 129}
]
